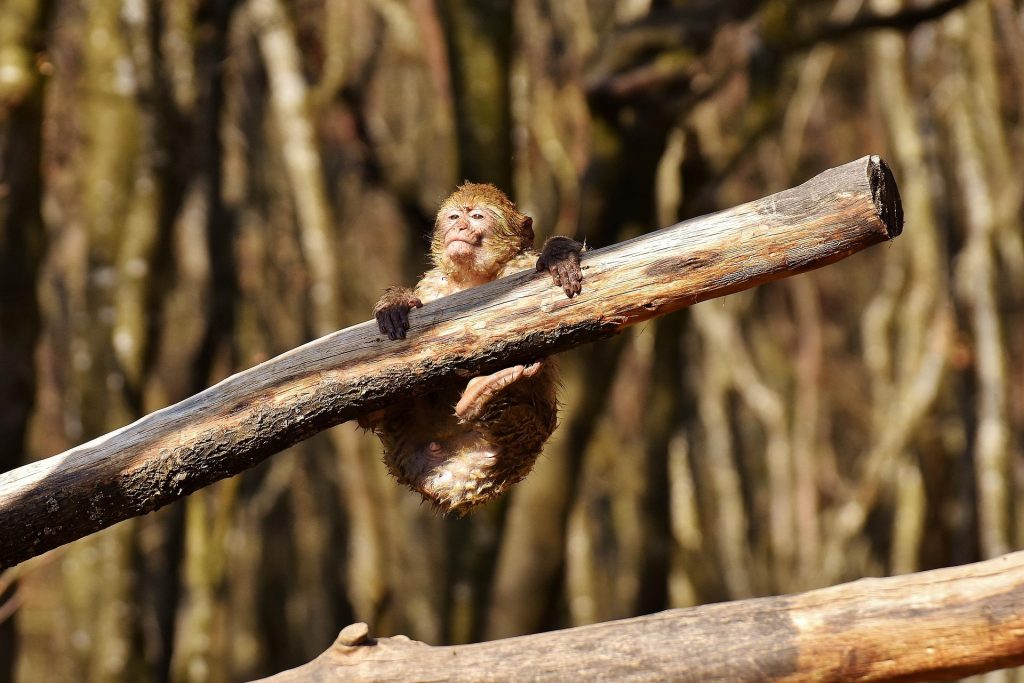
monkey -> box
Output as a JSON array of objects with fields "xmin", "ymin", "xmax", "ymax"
[{"xmin": 358, "ymin": 183, "xmax": 584, "ymax": 514}]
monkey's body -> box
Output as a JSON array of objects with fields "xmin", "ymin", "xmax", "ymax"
[{"xmin": 360, "ymin": 184, "xmax": 581, "ymax": 514}]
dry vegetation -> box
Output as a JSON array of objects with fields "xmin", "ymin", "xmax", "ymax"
[{"xmin": 1, "ymin": 0, "xmax": 1022, "ymax": 681}]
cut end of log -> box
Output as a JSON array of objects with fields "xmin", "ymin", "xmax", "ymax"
[{"xmin": 868, "ymin": 154, "xmax": 904, "ymax": 239}]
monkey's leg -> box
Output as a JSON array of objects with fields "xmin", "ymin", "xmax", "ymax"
[{"xmin": 454, "ymin": 362, "xmax": 544, "ymax": 423}]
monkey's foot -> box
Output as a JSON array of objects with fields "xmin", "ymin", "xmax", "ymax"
[{"xmin": 455, "ymin": 362, "xmax": 543, "ymax": 422}]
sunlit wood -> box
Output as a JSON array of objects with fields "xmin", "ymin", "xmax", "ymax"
[
  {"xmin": 0, "ymin": 156, "xmax": 902, "ymax": 570},
  {"xmin": 261, "ymin": 551, "xmax": 1024, "ymax": 683}
]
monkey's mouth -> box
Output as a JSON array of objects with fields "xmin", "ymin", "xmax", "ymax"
[
  {"xmin": 445, "ymin": 239, "xmax": 479, "ymax": 258},
  {"xmin": 445, "ymin": 235, "xmax": 480, "ymax": 246}
]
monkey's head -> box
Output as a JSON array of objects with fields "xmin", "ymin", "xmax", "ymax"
[{"xmin": 431, "ymin": 183, "xmax": 534, "ymax": 283}]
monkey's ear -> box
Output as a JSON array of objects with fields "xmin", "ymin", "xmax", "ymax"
[{"xmin": 520, "ymin": 216, "xmax": 535, "ymax": 249}]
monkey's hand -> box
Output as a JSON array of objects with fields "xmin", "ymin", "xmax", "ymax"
[
  {"xmin": 374, "ymin": 286, "xmax": 423, "ymax": 341},
  {"xmin": 455, "ymin": 362, "xmax": 544, "ymax": 423},
  {"xmin": 536, "ymin": 236, "xmax": 584, "ymax": 298}
]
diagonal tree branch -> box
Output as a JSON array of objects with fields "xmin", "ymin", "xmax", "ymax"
[{"xmin": 0, "ymin": 156, "xmax": 902, "ymax": 570}]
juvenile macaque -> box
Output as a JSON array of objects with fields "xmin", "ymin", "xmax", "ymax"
[{"xmin": 359, "ymin": 183, "xmax": 584, "ymax": 514}]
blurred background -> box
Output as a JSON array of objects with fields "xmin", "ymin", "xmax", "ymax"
[{"xmin": 1, "ymin": 0, "xmax": 1022, "ymax": 680}]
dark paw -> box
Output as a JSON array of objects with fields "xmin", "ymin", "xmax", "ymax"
[
  {"xmin": 374, "ymin": 291, "xmax": 422, "ymax": 340},
  {"xmin": 536, "ymin": 236, "xmax": 583, "ymax": 298}
]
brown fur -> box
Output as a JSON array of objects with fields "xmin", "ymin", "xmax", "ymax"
[{"xmin": 362, "ymin": 183, "xmax": 581, "ymax": 514}]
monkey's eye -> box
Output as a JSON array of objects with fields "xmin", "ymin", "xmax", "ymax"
[
  {"xmin": 470, "ymin": 212, "xmax": 485, "ymax": 220},
  {"xmin": 448, "ymin": 213, "xmax": 460, "ymax": 221}
]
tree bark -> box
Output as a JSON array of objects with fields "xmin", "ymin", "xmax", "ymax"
[
  {"xmin": 0, "ymin": 155, "xmax": 902, "ymax": 569},
  {"xmin": 257, "ymin": 550, "xmax": 1024, "ymax": 683}
]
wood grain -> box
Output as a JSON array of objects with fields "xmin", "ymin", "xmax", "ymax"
[
  {"xmin": 259, "ymin": 551, "xmax": 1024, "ymax": 683},
  {"xmin": 0, "ymin": 155, "xmax": 902, "ymax": 569}
]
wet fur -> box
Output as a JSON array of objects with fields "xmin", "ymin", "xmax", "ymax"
[{"xmin": 362, "ymin": 184, "xmax": 577, "ymax": 514}]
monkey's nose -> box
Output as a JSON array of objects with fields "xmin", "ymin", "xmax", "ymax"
[{"xmin": 448, "ymin": 226, "xmax": 479, "ymax": 244}]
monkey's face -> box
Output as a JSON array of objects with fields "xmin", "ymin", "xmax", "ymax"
[{"xmin": 438, "ymin": 205, "xmax": 505, "ymax": 278}]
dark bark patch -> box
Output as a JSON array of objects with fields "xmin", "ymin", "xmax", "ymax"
[{"xmin": 643, "ymin": 250, "xmax": 721, "ymax": 279}]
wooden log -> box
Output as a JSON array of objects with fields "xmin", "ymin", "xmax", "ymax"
[
  {"xmin": 0, "ymin": 155, "xmax": 902, "ymax": 569},
  {"xmin": 259, "ymin": 551, "xmax": 1024, "ymax": 683}
]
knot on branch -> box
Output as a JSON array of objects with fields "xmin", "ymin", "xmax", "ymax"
[{"xmin": 336, "ymin": 622, "xmax": 371, "ymax": 647}]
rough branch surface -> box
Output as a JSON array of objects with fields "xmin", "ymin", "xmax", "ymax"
[
  {"xmin": 0, "ymin": 155, "xmax": 902, "ymax": 569},
  {"xmin": 259, "ymin": 551, "xmax": 1024, "ymax": 683}
]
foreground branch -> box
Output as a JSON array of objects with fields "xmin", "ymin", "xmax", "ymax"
[
  {"xmin": 0, "ymin": 156, "xmax": 902, "ymax": 569},
  {"xmin": 261, "ymin": 551, "xmax": 1024, "ymax": 682}
]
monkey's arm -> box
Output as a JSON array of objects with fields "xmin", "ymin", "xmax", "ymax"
[
  {"xmin": 536, "ymin": 236, "xmax": 584, "ymax": 298},
  {"xmin": 373, "ymin": 286, "xmax": 422, "ymax": 340}
]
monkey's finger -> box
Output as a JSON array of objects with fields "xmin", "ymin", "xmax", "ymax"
[
  {"xmin": 382, "ymin": 308, "xmax": 402, "ymax": 340},
  {"xmin": 568, "ymin": 260, "xmax": 583, "ymax": 294},
  {"xmin": 536, "ymin": 256, "xmax": 548, "ymax": 273},
  {"xmin": 555, "ymin": 263, "xmax": 576, "ymax": 298},
  {"xmin": 376, "ymin": 313, "xmax": 391, "ymax": 337},
  {"xmin": 468, "ymin": 367, "xmax": 522, "ymax": 398},
  {"xmin": 395, "ymin": 306, "xmax": 410, "ymax": 330},
  {"xmin": 390, "ymin": 308, "xmax": 408, "ymax": 340},
  {"xmin": 547, "ymin": 264, "xmax": 563, "ymax": 289},
  {"xmin": 566, "ymin": 265, "xmax": 583, "ymax": 297},
  {"xmin": 379, "ymin": 310, "xmax": 394, "ymax": 339},
  {"xmin": 409, "ymin": 297, "xmax": 423, "ymax": 309},
  {"xmin": 463, "ymin": 375, "xmax": 488, "ymax": 394},
  {"xmin": 559, "ymin": 266, "xmax": 572, "ymax": 292}
]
